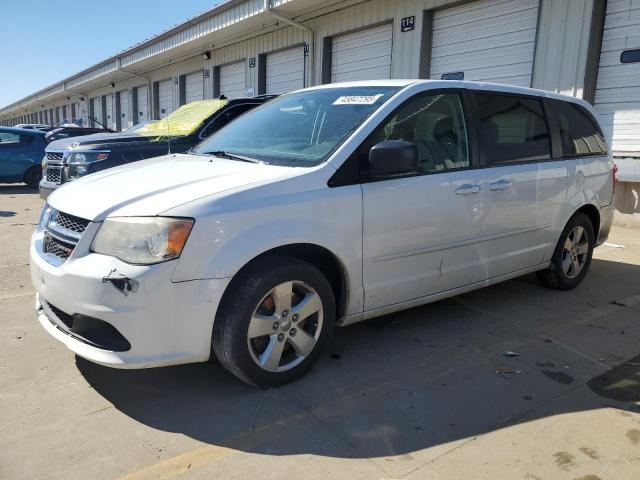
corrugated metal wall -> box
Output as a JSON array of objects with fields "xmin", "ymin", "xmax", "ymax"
[{"xmin": 594, "ymin": 0, "xmax": 640, "ymax": 157}]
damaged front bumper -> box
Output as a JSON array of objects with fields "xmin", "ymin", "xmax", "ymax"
[{"xmin": 30, "ymin": 233, "xmax": 230, "ymax": 369}]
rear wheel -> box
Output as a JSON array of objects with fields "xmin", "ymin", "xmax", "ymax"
[
  {"xmin": 536, "ymin": 212, "xmax": 595, "ymax": 290},
  {"xmin": 212, "ymin": 255, "xmax": 335, "ymax": 387},
  {"xmin": 24, "ymin": 166, "xmax": 42, "ymax": 189}
]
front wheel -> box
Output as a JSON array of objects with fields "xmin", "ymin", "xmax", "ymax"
[
  {"xmin": 212, "ymin": 255, "xmax": 335, "ymax": 387},
  {"xmin": 536, "ymin": 212, "xmax": 595, "ymax": 290}
]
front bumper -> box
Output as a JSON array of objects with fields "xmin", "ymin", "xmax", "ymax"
[{"xmin": 30, "ymin": 231, "xmax": 230, "ymax": 368}]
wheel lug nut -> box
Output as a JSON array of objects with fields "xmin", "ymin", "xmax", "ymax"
[
  {"xmin": 290, "ymin": 328, "xmax": 296, "ymax": 336},
  {"xmin": 272, "ymin": 322, "xmax": 279, "ymax": 331},
  {"xmin": 282, "ymin": 310, "xmax": 289, "ymax": 318},
  {"xmin": 292, "ymin": 314, "xmax": 299, "ymax": 322},
  {"xmin": 277, "ymin": 333, "xmax": 285, "ymax": 342}
]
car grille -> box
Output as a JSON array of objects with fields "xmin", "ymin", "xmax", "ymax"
[
  {"xmin": 46, "ymin": 167, "xmax": 62, "ymax": 184},
  {"xmin": 44, "ymin": 236, "xmax": 76, "ymax": 261},
  {"xmin": 46, "ymin": 152, "xmax": 64, "ymax": 161},
  {"xmin": 54, "ymin": 211, "xmax": 90, "ymax": 234},
  {"xmin": 42, "ymin": 209, "xmax": 91, "ymax": 264}
]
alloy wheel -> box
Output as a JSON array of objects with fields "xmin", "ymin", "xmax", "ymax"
[
  {"xmin": 561, "ymin": 226, "xmax": 589, "ymax": 279},
  {"xmin": 247, "ymin": 281, "xmax": 323, "ymax": 372}
]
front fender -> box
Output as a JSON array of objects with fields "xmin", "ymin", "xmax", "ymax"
[{"xmin": 171, "ymin": 185, "xmax": 364, "ymax": 315}]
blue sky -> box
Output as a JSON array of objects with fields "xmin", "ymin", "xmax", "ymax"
[{"xmin": 0, "ymin": 1, "xmax": 223, "ymax": 108}]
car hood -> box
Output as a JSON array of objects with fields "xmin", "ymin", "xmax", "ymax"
[
  {"xmin": 47, "ymin": 153, "xmax": 295, "ymax": 221},
  {"xmin": 47, "ymin": 131, "xmax": 161, "ymax": 151}
]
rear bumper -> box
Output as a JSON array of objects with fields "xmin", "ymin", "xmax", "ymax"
[
  {"xmin": 30, "ymin": 236, "xmax": 230, "ymax": 369},
  {"xmin": 596, "ymin": 202, "xmax": 615, "ymax": 246}
]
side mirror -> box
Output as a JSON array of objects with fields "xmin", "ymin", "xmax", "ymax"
[{"xmin": 368, "ymin": 140, "xmax": 419, "ymax": 178}]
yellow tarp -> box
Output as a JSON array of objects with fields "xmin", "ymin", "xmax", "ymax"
[{"xmin": 136, "ymin": 99, "xmax": 228, "ymax": 137}]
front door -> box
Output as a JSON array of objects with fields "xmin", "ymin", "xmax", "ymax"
[{"xmin": 362, "ymin": 91, "xmax": 485, "ymax": 311}]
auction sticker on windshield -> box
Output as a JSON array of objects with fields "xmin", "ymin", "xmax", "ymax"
[{"xmin": 333, "ymin": 94, "xmax": 384, "ymax": 105}]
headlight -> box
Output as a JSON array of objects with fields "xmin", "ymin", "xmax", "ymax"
[
  {"xmin": 67, "ymin": 164, "xmax": 88, "ymax": 180},
  {"xmin": 91, "ymin": 217, "xmax": 194, "ymax": 265},
  {"xmin": 68, "ymin": 151, "xmax": 109, "ymax": 164},
  {"xmin": 37, "ymin": 204, "xmax": 52, "ymax": 231}
]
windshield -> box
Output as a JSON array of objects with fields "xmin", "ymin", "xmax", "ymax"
[
  {"xmin": 195, "ymin": 86, "xmax": 400, "ymax": 165},
  {"xmin": 135, "ymin": 99, "xmax": 228, "ymax": 137},
  {"xmin": 122, "ymin": 120, "xmax": 155, "ymax": 133}
]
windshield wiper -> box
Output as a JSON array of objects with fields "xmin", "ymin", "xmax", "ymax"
[{"xmin": 207, "ymin": 150, "xmax": 262, "ymax": 164}]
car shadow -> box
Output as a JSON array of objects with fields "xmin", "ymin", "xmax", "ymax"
[
  {"xmin": 77, "ymin": 258, "xmax": 640, "ymax": 459},
  {"xmin": 0, "ymin": 184, "xmax": 38, "ymax": 195}
]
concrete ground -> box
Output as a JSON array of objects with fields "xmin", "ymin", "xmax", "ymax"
[{"xmin": 2, "ymin": 184, "xmax": 640, "ymax": 480}]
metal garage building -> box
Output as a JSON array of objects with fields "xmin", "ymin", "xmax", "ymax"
[{"xmin": 0, "ymin": 0, "xmax": 638, "ymax": 212}]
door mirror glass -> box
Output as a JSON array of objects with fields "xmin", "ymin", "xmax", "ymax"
[{"xmin": 368, "ymin": 140, "xmax": 419, "ymax": 177}]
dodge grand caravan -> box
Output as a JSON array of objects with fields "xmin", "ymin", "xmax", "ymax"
[{"xmin": 30, "ymin": 80, "xmax": 615, "ymax": 386}]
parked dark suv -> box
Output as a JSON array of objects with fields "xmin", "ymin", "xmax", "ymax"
[{"xmin": 40, "ymin": 96, "xmax": 276, "ymax": 198}]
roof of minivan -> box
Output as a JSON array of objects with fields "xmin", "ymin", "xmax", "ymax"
[
  {"xmin": 0, "ymin": 126, "xmax": 47, "ymax": 136},
  {"xmin": 304, "ymin": 79, "xmax": 595, "ymax": 112}
]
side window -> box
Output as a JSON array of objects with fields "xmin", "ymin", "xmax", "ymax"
[
  {"xmin": 549, "ymin": 100, "xmax": 607, "ymax": 157},
  {"xmin": 0, "ymin": 132, "xmax": 20, "ymax": 146},
  {"xmin": 367, "ymin": 93, "xmax": 470, "ymax": 174},
  {"xmin": 476, "ymin": 93, "xmax": 550, "ymax": 164},
  {"xmin": 200, "ymin": 104, "xmax": 256, "ymax": 138}
]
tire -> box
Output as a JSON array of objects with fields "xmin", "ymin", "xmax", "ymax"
[
  {"xmin": 536, "ymin": 212, "xmax": 595, "ymax": 290},
  {"xmin": 24, "ymin": 166, "xmax": 42, "ymax": 189},
  {"xmin": 212, "ymin": 255, "xmax": 335, "ymax": 387}
]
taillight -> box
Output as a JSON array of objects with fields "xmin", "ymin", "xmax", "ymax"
[{"xmin": 612, "ymin": 163, "xmax": 618, "ymax": 195}]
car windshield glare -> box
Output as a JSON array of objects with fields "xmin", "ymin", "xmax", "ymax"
[
  {"xmin": 195, "ymin": 87, "xmax": 401, "ymax": 165},
  {"xmin": 135, "ymin": 99, "xmax": 229, "ymax": 138}
]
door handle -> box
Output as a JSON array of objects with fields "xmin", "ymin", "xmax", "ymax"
[
  {"xmin": 489, "ymin": 180, "xmax": 513, "ymax": 191},
  {"xmin": 455, "ymin": 184, "xmax": 481, "ymax": 195}
]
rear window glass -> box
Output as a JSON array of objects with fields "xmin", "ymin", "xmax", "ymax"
[
  {"xmin": 549, "ymin": 100, "xmax": 607, "ymax": 157},
  {"xmin": 476, "ymin": 93, "xmax": 551, "ymax": 164}
]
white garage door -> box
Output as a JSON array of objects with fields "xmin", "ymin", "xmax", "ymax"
[
  {"xmin": 266, "ymin": 47, "xmax": 305, "ymax": 94},
  {"xmin": 118, "ymin": 90, "xmax": 130, "ymax": 130},
  {"xmin": 104, "ymin": 94, "xmax": 114, "ymax": 129},
  {"xmin": 90, "ymin": 97, "xmax": 102, "ymax": 128},
  {"xmin": 594, "ymin": 0, "xmax": 640, "ymax": 157},
  {"xmin": 331, "ymin": 24, "xmax": 393, "ymax": 82},
  {"xmin": 185, "ymin": 71, "xmax": 204, "ymax": 104},
  {"xmin": 219, "ymin": 61, "xmax": 246, "ymax": 98},
  {"xmin": 136, "ymin": 86, "xmax": 148, "ymax": 124},
  {"xmin": 431, "ymin": 0, "xmax": 539, "ymax": 87},
  {"xmin": 158, "ymin": 79, "xmax": 173, "ymax": 119}
]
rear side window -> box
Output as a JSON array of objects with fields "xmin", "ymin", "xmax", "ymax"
[
  {"xmin": 476, "ymin": 93, "xmax": 551, "ymax": 164},
  {"xmin": 200, "ymin": 103, "xmax": 257, "ymax": 138},
  {"xmin": 0, "ymin": 132, "xmax": 20, "ymax": 145},
  {"xmin": 548, "ymin": 100, "xmax": 607, "ymax": 157}
]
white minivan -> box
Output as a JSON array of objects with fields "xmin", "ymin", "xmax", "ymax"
[{"xmin": 30, "ymin": 80, "xmax": 615, "ymax": 386}]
